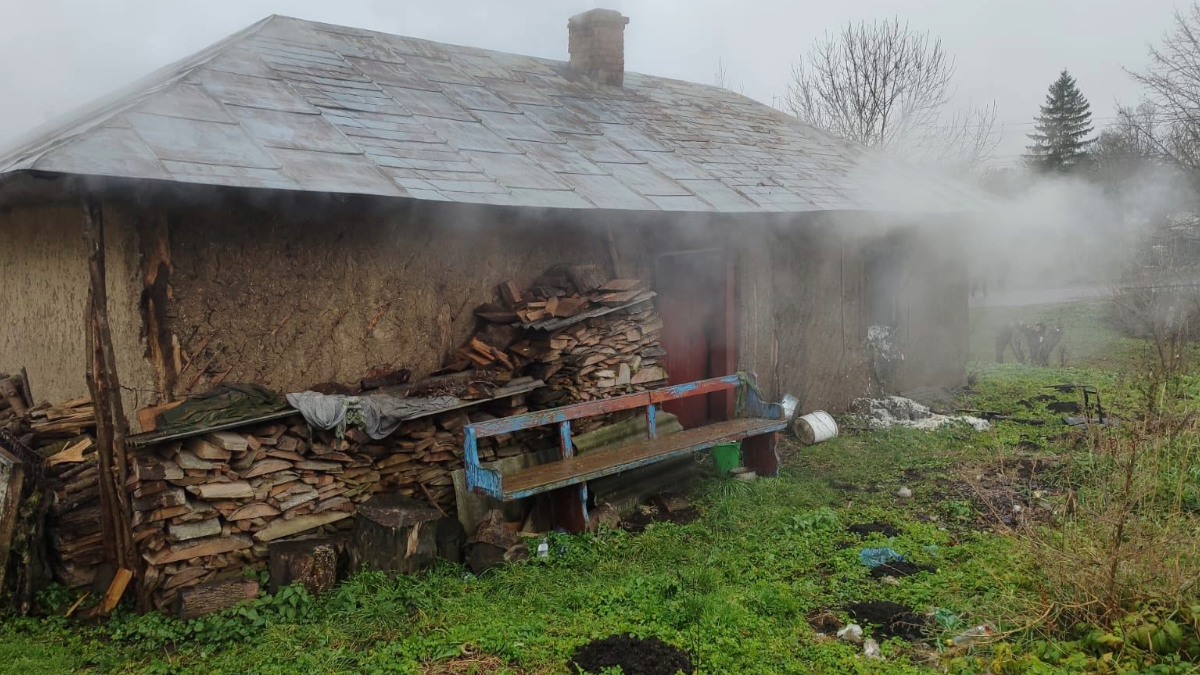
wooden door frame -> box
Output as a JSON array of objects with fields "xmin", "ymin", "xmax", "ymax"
[{"xmin": 655, "ymin": 247, "xmax": 738, "ymax": 422}]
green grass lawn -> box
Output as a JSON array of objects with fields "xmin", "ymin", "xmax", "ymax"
[
  {"xmin": 2, "ymin": 424, "xmax": 1032, "ymax": 675},
  {"xmin": 2, "ymin": 302, "xmax": 1195, "ymax": 675},
  {"xmin": 968, "ymin": 299, "xmax": 1141, "ymax": 369}
]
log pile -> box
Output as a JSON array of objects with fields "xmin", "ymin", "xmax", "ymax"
[
  {"xmin": 454, "ymin": 266, "xmax": 669, "ymax": 415},
  {"xmin": 19, "ymin": 264, "xmax": 673, "ymax": 612},
  {"xmin": 29, "ymin": 398, "xmax": 104, "ymax": 588},
  {"xmin": 0, "ymin": 372, "xmax": 34, "ymax": 438},
  {"xmin": 130, "ymin": 406, "xmax": 517, "ymax": 608},
  {"xmin": 526, "ymin": 302, "xmax": 668, "ymax": 411}
]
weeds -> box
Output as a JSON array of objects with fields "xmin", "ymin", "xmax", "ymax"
[{"xmin": 7, "ymin": 302, "xmax": 1200, "ymax": 673}]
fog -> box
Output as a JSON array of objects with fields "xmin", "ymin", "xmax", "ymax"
[{"xmin": 0, "ymin": 0, "xmax": 1183, "ymax": 163}]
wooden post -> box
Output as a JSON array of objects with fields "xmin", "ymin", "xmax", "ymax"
[
  {"xmin": 604, "ymin": 222, "xmax": 623, "ymax": 278},
  {"xmin": 742, "ymin": 432, "xmax": 779, "ymax": 478},
  {"xmin": 81, "ymin": 198, "xmax": 139, "ymax": 583},
  {"xmin": 0, "ymin": 446, "xmax": 25, "ymax": 598}
]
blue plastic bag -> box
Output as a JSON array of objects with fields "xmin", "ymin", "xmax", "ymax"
[{"xmin": 859, "ymin": 547, "xmax": 904, "ymax": 568}]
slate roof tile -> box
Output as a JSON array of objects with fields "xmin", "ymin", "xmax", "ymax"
[{"xmin": 0, "ymin": 14, "xmax": 997, "ymax": 214}]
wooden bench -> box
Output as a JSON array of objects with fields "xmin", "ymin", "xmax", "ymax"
[{"xmin": 464, "ymin": 374, "xmax": 785, "ymax": 532}]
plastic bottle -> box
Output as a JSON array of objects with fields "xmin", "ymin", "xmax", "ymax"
[
  {"xmin": 951, "ymin": 625, "xmax": 994, "ymax": 646},
  {"xmin": 537, "ymin": 538, "xmax": 549, "ymax": 559}
]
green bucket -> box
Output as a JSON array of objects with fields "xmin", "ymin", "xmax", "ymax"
[{"xmin": 711, "ymin": 441, "xmax": 742, "ymax": 475}]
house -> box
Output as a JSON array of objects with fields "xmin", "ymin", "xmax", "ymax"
[
  {"xmin": 0, "ymin": 10, "xmax": 984, "ymax": 431},
  {"xmin": 0, "ymin": 9, "xmax": 993, "ymax": 608}
]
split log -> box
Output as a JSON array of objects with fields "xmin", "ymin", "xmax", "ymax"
[
  {"xmin": 145, "ymin": 535, "xmax": 252, "ymax": 566},
  {"xmin": 183, "ymin": 437, "xmax": 231, "ymax": 462},
  {"xmin": 254, "ymin": 512, "xmax": 350, "ymax": 542},
  {"xmin": 175, "ymin": 577, "xmax": 259, "ymax": 619},
  {"xmin": 350, "ymin": 494, "xmax": 441, "ymax": 576},
  {"xmin": 167, "ymin": 518, "xmax": 221, "ymax": 542},
  {"xmin": 186, "ymin": 482, "xmax": 253, "ymax": 500},
  {"xmin": 203, "ymin": 432, "xmax": 248, "ymax": 453},
  {"xmin": 267, "ymin": 537, "xmax": 340, "ymax": 595}
]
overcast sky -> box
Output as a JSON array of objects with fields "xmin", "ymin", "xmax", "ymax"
[{"xmin": 0, "ymin": 0, "xmax": 1186, "ymax": 166}]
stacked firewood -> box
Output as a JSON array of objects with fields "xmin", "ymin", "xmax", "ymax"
[
  {"xmin": 133, "ymin": 420, "xmax": 363, "ymax": 606},
  {"xmin": 526, "ymin": 304, "xmax": 668, "ymax": 411},
  {"xmin": 453, "ymin": 266, "xmax": 669, "ymax": 412},
  {"xmin": 131, "ymin": 406, "xmax": 518, "ymax": 608},
  {"xmin": 30, "ymin": 398, "xmax": 103, "ymax": 588},
  {"xmin": 0, "ymin": 372, "xmax": 33, "ymax": 436}
]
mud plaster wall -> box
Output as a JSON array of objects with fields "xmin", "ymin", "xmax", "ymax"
[
  {"xmin": 161, "ymin": 194, "xmax": 963, "ymax": 416},
  {"xmin": 166, "ymin": 199, "xmax": 652, "ymax": 397},
  {"xmin": 0, "ymin": 201, "xmax": 149, "ymax": 417}
]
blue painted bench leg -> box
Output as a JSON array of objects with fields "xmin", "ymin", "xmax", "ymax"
[
  {"xmin": 743, "ymin": 432, "xmax": 779, "ymax": 477},
  {"xmin": 550, "ymin": 482, "xmax": 589, "ymax": 533}
]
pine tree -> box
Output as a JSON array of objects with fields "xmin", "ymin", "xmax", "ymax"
[{"xmin": 1026, "ymin": 69, "xmax": 1094, "ymax": 173}]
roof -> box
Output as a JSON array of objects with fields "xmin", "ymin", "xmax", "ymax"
[{"xmin": 0, "ymin": 15, "xmax": 993, "ymax": 213}]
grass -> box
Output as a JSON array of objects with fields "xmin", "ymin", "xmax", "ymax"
[
  {"xmin": 2, "ymin": 299, "xmax": 1197, "ymax": 674},
  {"xmin": 968, "ymin": 299, "xmax": 1141, "ymax": 369},
  {"xmin": 4, "ymin": 424, "xmax": 1022, "ymax": 675}
]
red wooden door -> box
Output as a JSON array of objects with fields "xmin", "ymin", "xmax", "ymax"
[{"xmin": 655, "ymin": 249, "xmax": 733, "ymax": 429}]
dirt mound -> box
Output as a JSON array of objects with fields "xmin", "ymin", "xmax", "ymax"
[
  {"xmin": 569, "ymin": 634, "xmax": 694, "ymax": 675},
  {"xmin": 807, "ymin": 610, "xmax": 844, "ymax": 634},
  {"xmin": 848, "ymin": 522, "xmax": 900, "ymax": 538},
  {"xmin": 868, "ymin": 561, "xmax": 936, "ymax": 578},
  {"xmin": 845, "ymin": 601, "xmax": 928, "ymax": 641},
  {"xmin": 936, "ymin": 455, "xmax": 1065, "ymax": 528}
]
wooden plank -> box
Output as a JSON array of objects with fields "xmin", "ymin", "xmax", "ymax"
[
  {"xmin": 47, "ymin": 437, "xmax": 93, "ymax": 466},
  {"xmin": 99, "ymin": 568, "xmax": 133, "ymax": 614},
  {"xmin": 0, "ymin": 448, "xmax": 25, "ymax": 598},
  {"xmin": 498, "ymin": 417, "xmax": 786, "ymax": 500},
  {"xmin": 558, "ymin": 420, "xmax": 574, "ymax": 458},
  {"xmin": 467, "ymin": 375, "xmax": 740, "ymax": 438}
]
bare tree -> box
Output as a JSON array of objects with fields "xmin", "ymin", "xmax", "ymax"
[
  {"xmin": 1126, "ymin": 4, "xmax": 1200, "ymax": 177},
  {"xmin": 1093, "ymin": 104, "xmax": 1160, "ymax": 184},
  {"xmin": 713, "ymin": 57, "xmax": 745, "ymax": 95},
  {"xmin": 786, "ymin": 18, "xmax": 999, "ymax": 167}
]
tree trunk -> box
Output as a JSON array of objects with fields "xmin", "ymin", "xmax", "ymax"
[
  {"xmin": 82, "ymin": 198, "xmax": 138, "ymax": 581},
  {"xmin": 350, "ymin": 494, "xmax": 441, "ymax": 576},
  {"xmin": 268, "ymin": 537, "xmax": 341, "ymax": 595}
]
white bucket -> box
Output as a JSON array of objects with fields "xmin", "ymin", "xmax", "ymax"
[{"xmin": 794, "ymin": 411, "xmax": 838, "ymax": 445}]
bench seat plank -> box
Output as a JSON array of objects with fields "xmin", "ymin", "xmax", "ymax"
[{"xmin": 500, "ymin": 417, "xmax": 786, "ymax": 500}]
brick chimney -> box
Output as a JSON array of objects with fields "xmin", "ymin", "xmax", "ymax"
[{"xmin": 568, "ymin": 9, "xmax": 630, "ymax": 86}]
